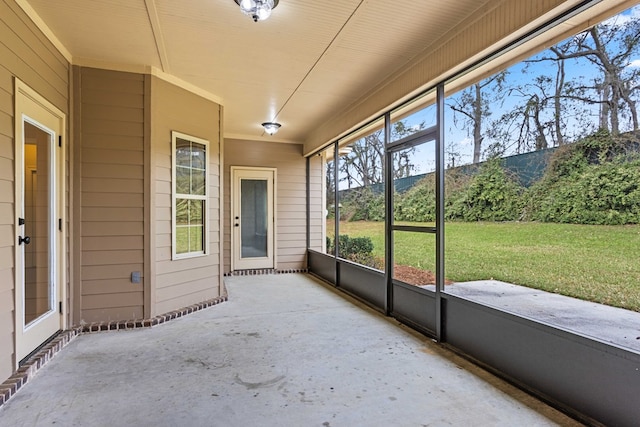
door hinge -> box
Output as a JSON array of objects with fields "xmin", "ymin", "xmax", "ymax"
[
  {"xmin": 59, "ymin": 301, "xmax": 63, "ymax": 314},
  {"xmin": 59, "ymin": 218, "xmax": 62, "ymax": 231},
  {"xmin": 58, "ymin": 135, "xmax": 62, "ymax": 147}
]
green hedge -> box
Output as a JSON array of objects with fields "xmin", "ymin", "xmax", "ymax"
[
  {"xmin": 337, "ymin": 130, "xmax": 640, "ymax": 225},
  {"xmin": 326, "ymin": 234, "xmax": 382, "ymax": 269}
]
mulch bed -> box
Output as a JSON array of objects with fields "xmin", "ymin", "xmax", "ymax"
[{"xmin": 394, "ymin": 264, "xmax": 453, "ymax": 286}]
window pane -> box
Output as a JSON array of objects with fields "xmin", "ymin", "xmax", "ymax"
[
  {"xmin": 176, "ymin": 138, "xmax": 191, "ymax": 167},
  {"xmin": 241, "ymin": 179, "xmax": 268, "ymax": 258},
  {"xmin": 189, "ymin": 225, "xmax": 204, "ymax": 252},
  {"xmin": 191, "ymin": 169, "xmax": 206, "ymax": 195},
  {"xmin": 176, "ymin": 227, "xmax": 189, "ymax": 254},
  {"xmin": 191, "ymin": 143, "xmax": 206, "ymax": 169},
  {"xmin": 189, "ymin": 199, "xmax": 204, "ymax": 225},
  {"xmin": 24, "ymin": 122, "xmax": 53, "ymax": 325},
  {"xmin": 176, "ymin": 166, "xmax": 190, "ymax": 194},
  {"xmin": 176, "ymin": 199, "xmax": 189, "ymax": 225}
]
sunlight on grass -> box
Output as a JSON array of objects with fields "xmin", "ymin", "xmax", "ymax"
[{"xmin": 335, "ymin": 221, "xmax": 640, "ymax": 312}]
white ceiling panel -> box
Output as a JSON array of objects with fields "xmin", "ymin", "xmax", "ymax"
[{"xmin": 25, "ymin": 0, "xmax": 499, "ymax": 143}]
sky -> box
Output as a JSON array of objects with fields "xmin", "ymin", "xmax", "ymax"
[{"xmin": 381, "ymin": 5, "xmax": 640, "ymax": 177}]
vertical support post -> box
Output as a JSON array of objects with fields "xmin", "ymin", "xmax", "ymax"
[
  {"xmin": 305, "ymin": 156, "xmax": 310, "ymax": 268},
  {"xmin": 435, "ymin": 83, "xmax": 446, "ymax": 342},
  {"xmin": 333, "ymin": 142, "xmax": 340, "ymax": 286},
  {"xmin": 384, "ymin": 113, "xmax": 393, "ymax": 316}
]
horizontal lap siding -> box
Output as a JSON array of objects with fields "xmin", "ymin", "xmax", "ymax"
[
  {"xmin": 78, "ymin": 67, "xmax": 144, "ymax": 323},
  {"xmin": 151, "ymin": 77, "xmax": 221, "ymax": 316},
  {"xmin": 224, "ymin": 140, "xmax": 323, "ymax": 272},
  {"xmin": 0, "ymin": 0, "xmax": 69, "ymax": 381},
  {"xmin": 308, "ymin": 154, "xmax": 324, "ymax": 251}
]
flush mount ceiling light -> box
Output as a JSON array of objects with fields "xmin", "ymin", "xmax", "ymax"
[
  {"xmin": 262, "ymin": 122, "xmax": 281, "ymax": 135},
  {"xmin": 234, "ymin": 0, "xmax": 279, "ymax": 22}
]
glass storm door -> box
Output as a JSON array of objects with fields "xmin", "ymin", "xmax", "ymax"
[
  {"xmin": 15, "ymin": 81, "xmax": 65, "ymax": 364},
  {"xmin": 232, "ymin": 168, "xmax": 275, "ymax": 270}
]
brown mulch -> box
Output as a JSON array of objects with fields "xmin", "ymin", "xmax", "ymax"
[{"xmin": 394, "ymin": 264, "xmax": 453, "ymax": 287}]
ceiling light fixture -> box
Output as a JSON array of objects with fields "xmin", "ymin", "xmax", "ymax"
[
  {"xmin": 262, "ymin": 122, "xmax": 281, "ymax": 135},
  {"xmin": 234, "ymin": 0, "xmax": 279, "ymax": 22}
]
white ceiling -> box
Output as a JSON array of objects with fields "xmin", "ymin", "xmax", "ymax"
[{"xmin": 25, "ymin": 0, "xmax": 496, "ymax": 144}]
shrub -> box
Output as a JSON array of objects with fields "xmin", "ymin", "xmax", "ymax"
[
  {"xmin": 326, "ymin": 234, "xmax": 382, "ymax": 269},
  {"xmin": 527, "ymin": 160, "xmax": 640, "ymax": 225},
  {"xmin": 347, "ymin": 187, "xmax": 385, "ymax": 221},
  {"xmin": 330, "ymin": 234, "xmax": 373, "ymax": 257},
  {"xmin": 394, "ymin": 168, "xmax": 472, "ymax": 222},
  {"xmin": 448, "ymin": 159, "xmax": 523, "ymax": 221},
  {"xmin": 394, "ymin": 175, "xmax": 437, "ymax": 222},
  {"xmin": 525, "ymin": 130, "xmax": 640, "ymax": 225}
]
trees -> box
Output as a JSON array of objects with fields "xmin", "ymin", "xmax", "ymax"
[
  {"xmin": 449, "ymin": 73, "xmax": 506, "ymax": 163},
  {"xmin": 563, "ymin": 19, "xmax": 640, "ymax": 135},
  {"xmin": 449, "ymin": 7, "xmax": 640, "ymax": 162},
  {"xmin": 488, "ymin": 76, "xmax": 556, "ymax": 155},
  {"xmin": 525, "ymin": 17, "xmax": 640, "ymax": 138},
  {"xmin": 337, "ymin": 120, "xmax": 424, "ymax": 190},
  {"xmin": 339, "ymin": 130, "xmax": 385, "ymax": 188}
]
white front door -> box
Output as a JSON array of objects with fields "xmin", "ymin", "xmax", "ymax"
[
  {"xmin": 231, "ymin": 167, "xmax": 276, "ymax": 270},
  {"xmin": 14, "ymin": 80, "xmax": 65, "ymax": 364}
]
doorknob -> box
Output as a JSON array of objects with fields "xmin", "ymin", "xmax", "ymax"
[{"xmin": 19, "ymin": 235, "xmax": 31, "ymax": 245}]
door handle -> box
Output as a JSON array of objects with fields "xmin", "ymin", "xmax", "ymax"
[{"xmin": 19, "ymin": 235, "xmax": 31, "ymax": 245}]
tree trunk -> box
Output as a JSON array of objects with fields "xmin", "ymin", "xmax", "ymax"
[
  {"xmin": 554, "ymin": 58, "xmax": 565, "ymax": 146},
  {"xmin": 473, "ymin": 83, "xmax": 483, "ymax": 163},
  {"xmin": 533, "ymin": 97, "xmax": 548, "ymax": 150}
]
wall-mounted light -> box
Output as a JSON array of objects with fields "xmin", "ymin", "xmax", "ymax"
[
  {"xmin": 234, "ymin": 0, "xmax": 279, "ymax": 22},
  {"xmin": 262, "ymin": 122, "xmax": 281, "ymax": 135}
]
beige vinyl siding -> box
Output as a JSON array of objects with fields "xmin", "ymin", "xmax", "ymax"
[
  {"xmin": 308, "ymin": 153, "xmax": 324, "ymax": 252},
  {"xmin": 0, "ymin": 0, "xmax": 69, "ymax": 381},
  {"xmin": 224, "ymin": 139, "xmax": 319, "ymax": 272},
  {"xmin": 76, "ymin": 67, "xmax": 144, "ymax": 323},
  {"xmin": 151, "ymin": 76, "xmax": 221, "ymax": 316}
]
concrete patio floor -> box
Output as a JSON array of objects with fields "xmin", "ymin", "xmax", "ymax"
[{"xmin": 0, "ymin": 274, "xmax": 583, "ymax": 426}]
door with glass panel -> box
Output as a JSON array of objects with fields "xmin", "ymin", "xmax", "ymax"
[
  {"xmin": 14, "ymin": 81, "xmax": 65, "ymax": 363},
  {"xmin": 231, "ymin": 167, "xmax": 275, "ymax": 270}
]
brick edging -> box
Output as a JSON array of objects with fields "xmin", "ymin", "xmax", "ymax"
[
  {"xmin": 224, "ymin": 268, "xmax": 308, "ymax": 276},
  {"xmin": 80, "ymin": 294, "xmax": 228, "ymax": 333},
  {"xmin": 0, "ymin": 328, "xmax": 81, "ymax": 407},
  {"xmin": 0, "ymin": 294, "xmax": 228, "ymax": 409}
]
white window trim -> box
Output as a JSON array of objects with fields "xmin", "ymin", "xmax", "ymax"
[{"xmin": 171, "ymin": 131, "xmax": 210, "ymax": 260}]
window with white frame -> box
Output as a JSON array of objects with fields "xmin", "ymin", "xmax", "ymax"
[{"xmin": 172, "ymin": 131, "xmax": 209, "ymax": 259}]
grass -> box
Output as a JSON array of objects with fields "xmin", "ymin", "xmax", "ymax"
[{"xmin": 333, "ymin": 221, "xmax": 640, "ymax": 312}]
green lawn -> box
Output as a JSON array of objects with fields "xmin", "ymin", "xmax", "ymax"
[{"xmin": 334, "ymin": 221, "xmax": 640, "ymax": 312}]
